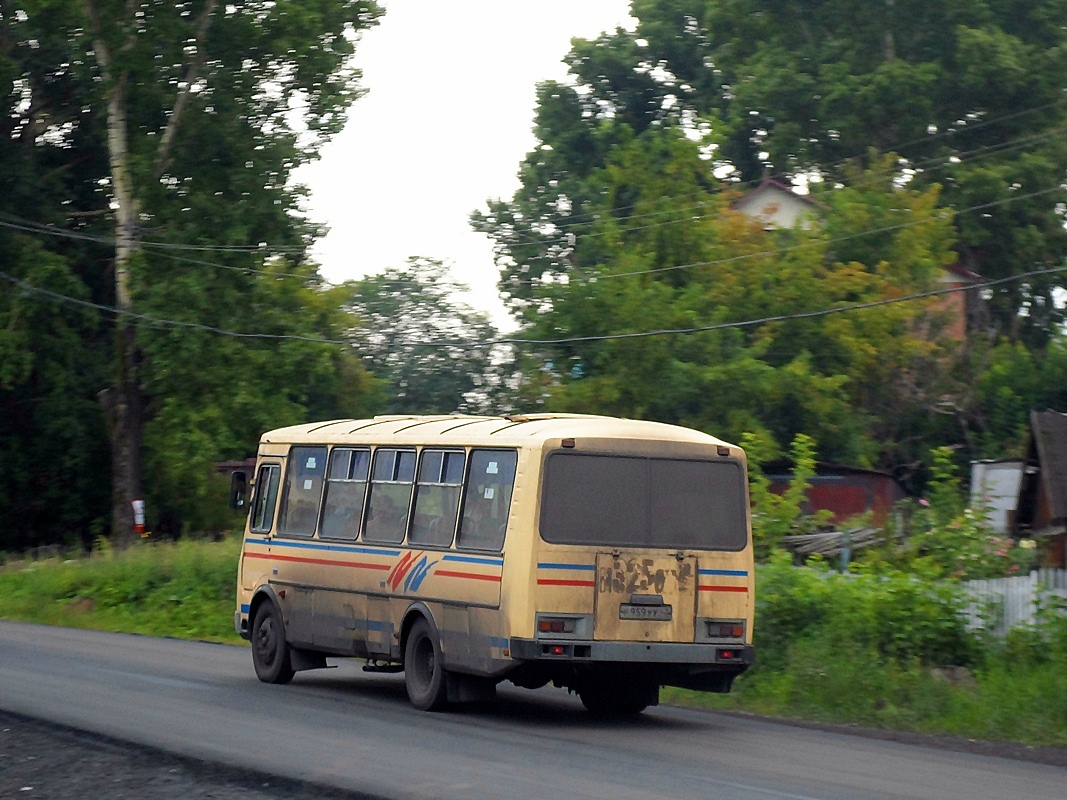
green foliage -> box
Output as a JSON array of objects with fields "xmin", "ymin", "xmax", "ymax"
[
  {"xmin": 0, "ymin": 1, "xmax": 384, "ymax": 545},
  {"xmin": 870, "ymin": 447, "xmax": 1040, "ymax": 580},
  {"xmin": 744, "ymin": 431, "xmax": 831, "ymax": 560},
  {"xmin": 667, "ymin": 554, "xmax": 1067, "ymax": 746},
  {"xmin": 755, "ymin": 551, "xmax": 977, "ymax": 671},
  {"xmin": 345, "ymin": 259, "xmax": 509, "ymax": 414},
  {"xmin": 476, "ymin": 0, "xmax": 1067, "ymax": 482},
  {"xmin": 0, "ymin": 538, "xmax": 240, "ymax": 641},
  {"xmin": 476, "ymin": 121, "xmax": 957, "ymax": 467}
]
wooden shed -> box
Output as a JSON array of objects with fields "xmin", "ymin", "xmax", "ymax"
[{"xmin": 1015, "ymin": 410, "xmax": 1067, "ymax": 568}]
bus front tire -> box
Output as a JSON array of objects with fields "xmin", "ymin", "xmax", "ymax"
[
  {"xmin": 251, "ymin": 602, "xmax": 295, "ymax": 685},
  {"xmin": 404, "ymin": 618, "xmax": 449, "ymax": 711}
]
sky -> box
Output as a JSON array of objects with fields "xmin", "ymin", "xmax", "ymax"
[{"xmin": 296, "ymin": 1, "xmax": 635, "ymax": 330}]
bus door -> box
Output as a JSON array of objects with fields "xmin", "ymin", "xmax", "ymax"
[{"xmin": 594, "ymin": 551, "xmax": 697, "ymax": 642}]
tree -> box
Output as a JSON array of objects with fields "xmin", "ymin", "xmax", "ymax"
[
  {"xmin": 476, "ymin": 117, "xmax": 959, "ymax": 469},
  {"xmin": 606, "ymin": 1, "xmax": 1067, "ymax": 343},
  {"xmin": 1, "ymin": 0, "xmax": 382, "ymax": 545},
  {"xmin": 346, "ymin": 259, "xmax": 508, "ymax": 415}
]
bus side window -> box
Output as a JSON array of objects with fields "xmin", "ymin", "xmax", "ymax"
[
  {"xmin": 250, "ymin": 464, "xmax": 280, "ymax": 533},
  {"xmin": 363, "ymin": 448, "xmax": 416, "ymax": 544},
  {"xmin": 409, "ymin": 449, "xmax": 464, "ymax": 547},
  {"xmin": 457, "ymin": 450, "xmax": 517, "ymax": 551},
  {"xmin": 277, "ymin": 446, "xmax": 327, "ymax": 538},
  {"xmin": 319, "ymin": 448, "xmax": 370, "ymax": 540}
]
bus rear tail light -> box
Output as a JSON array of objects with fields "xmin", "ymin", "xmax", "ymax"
[
  {"xmin": 706, "ymin": 620, "xmax": 745, "ymax": 639},
  {"xmin": 538, "ymin": 617, "xmax": 576, "ymax": 634}
]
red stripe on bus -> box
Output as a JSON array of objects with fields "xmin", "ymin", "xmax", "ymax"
[
  {"xmin": 537, "ymin": 579, "xmax": 596, "ymax": 587},
  {"xmin": 244, "ymin": 552, "xmax": 389, "ymax": 571},
  {"xmin": 435, "ymin": 570, "xmax": 502, "ymax": 583},
  {"xmin": 699, "ymin": 585, "xmax": 749, "ymax": 593}
]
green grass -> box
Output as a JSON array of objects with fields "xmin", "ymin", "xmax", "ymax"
[
  {"xmin": 0, "ymin": 537, "xmax": 241, "ymax": 643},
  {"xmin": 2, "ymin": 540, "xmax": 1065, "ymax": 747},
  {"xmin": 662, "ymin": 632, "xmax": 1067, "ymax": 747}
]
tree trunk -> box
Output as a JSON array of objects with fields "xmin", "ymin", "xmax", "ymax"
[{"xmin": 85, "ymin": 0, "xmax": 143, "ymax": 547}]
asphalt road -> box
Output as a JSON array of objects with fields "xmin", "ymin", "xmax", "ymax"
[{"xmin": 0, "ymin": 621, "xmax": 1063, "ymax": 800}]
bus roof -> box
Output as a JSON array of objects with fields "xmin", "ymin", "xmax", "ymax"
[{"xmin": 260, "ymin": 414, "xmax": 736, "ymax": 450}]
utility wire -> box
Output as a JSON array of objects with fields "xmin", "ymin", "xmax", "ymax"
[
  {"xmin": 492, "ymin": 266, "xmax": 1067, "ymax": 346},
  {"xmin": 3, "ymin": 97, "xmax": 1061, "ymax": 263},
  {"xmin": 529, "ymin": 184, "xmax": 1067, "ymax": 284},
  {"xmin": 4, "ymin": 262, "xmax": 1065, "ymax": 350}
]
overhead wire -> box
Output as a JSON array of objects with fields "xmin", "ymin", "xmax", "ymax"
[
  {"xmin": 4, "ymin": 259, "xmax": 1065, "ymax": 350},
  {"xmin": 2, "ymin": 96, "xmax": 1064, "ymax": 348}
]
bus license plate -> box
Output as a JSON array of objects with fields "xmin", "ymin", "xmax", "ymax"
[{"xmin": 619, "ymin": 604, "xmax": 672, "ymax": 621}]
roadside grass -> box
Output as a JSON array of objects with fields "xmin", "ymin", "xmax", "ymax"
[
  {"xmin": 0, "ymin": 536, "xmax": 240, "ymax": 643},
  {"xmin": 662, "ymin": 642, "xmax": 1067, "ymax": 747},
  {"xmin": 2, "ymin": 540, "xmax": 1065, "ymax": 747}
]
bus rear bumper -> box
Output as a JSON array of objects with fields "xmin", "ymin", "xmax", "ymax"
[
  {"xmin": 508, "ymin": 638, "xmax": 753, "ymax": 666},
  {"xmin": 507, "ymin": 638, "xmax": 754, "ymax": 693}
]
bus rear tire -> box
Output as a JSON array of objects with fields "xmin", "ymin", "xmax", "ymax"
[
  {"xmin": 251, "ymin": 602, "xmax": 295, "ymax": 685},
  {"xmin": 404, "ymin": 618, "xmax": 449, "ymax": 711}
]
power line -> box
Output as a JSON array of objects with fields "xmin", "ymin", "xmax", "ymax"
[
  {"xmin": 5, "ymin": 260, "xmax": 1065, "ymax": 351},
  {"xmin": 0, "ymin": 271, "xmax": 347, "ymax": 345},
  {"xmin": 526, "ymin": 184, "xmax": 1066, "ymax": 284},
  {"xmin": 4, "ymin": 96, "xmax": 1058, "ymax": 266},
  {"xmin": 490, "ymin": 265, "xmax": 1067, "ymax": 346}
]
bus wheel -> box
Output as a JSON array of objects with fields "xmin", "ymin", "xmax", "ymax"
[
  {"xmin": 251, "ymin": 602, "xmax": 295, "ymax": 685},
  {"xmin": 578, "ymin": 681, "xmax": 656, "ymax": 717},
  {"xmin": 404, "ymin": 618, "xmax": 449, "ymax": 711}
]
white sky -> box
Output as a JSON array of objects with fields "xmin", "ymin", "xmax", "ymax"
[{"xmin": 296, "ymin": 1, "xmax": 635, "ymax": 330}]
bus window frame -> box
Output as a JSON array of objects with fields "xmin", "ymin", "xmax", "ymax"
[
  {"xmin": 276, "ymin": 445, "xmax": 328, "ymax": 540},
  {"xmin": 318, "ymin": 447, "xmax": 371, "ymax": 541},
  {"xmin": 455, "ymin": 448, "xmax": 517, "ymax": 553},
  {"xmin": 362, "ymin": 447, "xmax": 418, "ymax": 545},
  {"xmin": 408, "ymin": 448, "xmax": 466, "ymax": 548},
  {"xmin": 249, "ymin": 462, "xmax": 281, "ymax": 534}
]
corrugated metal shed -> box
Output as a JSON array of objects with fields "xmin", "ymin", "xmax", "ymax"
[{"xmin": 762, "ymin": 461, "xmax": 908, "ymax": 526}]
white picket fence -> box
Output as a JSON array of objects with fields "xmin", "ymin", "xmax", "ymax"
[{"xmin": 962, "ymin": 569, "xmax": 1067, "ymax": 636}]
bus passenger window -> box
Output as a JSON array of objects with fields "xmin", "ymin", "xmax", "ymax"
[
  {"xmin": 410, "ymin": 450, "xmax": 464, "ymax": 547},
  {"xmin": 250, "ymin": 464, "xmax": 280, "ymax": 533},
  {"xmin": 277, "ymin": 446, "xmax": 327, "ymax": 538},
  {"xmin": 457, "ymin": 450, "xmax": 516, "ymax": 551},
  {"xmin": 363, "ymin": 448, "xmax": 416, "ymax": 544},
  {"xmin": 319, "ymin": 448, "xmax": 370, "ymax": 540}
]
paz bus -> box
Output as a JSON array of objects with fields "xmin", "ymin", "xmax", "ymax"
[{"xmin": 233, "ymin": 414, "xmax": 755, "ymax": 714}]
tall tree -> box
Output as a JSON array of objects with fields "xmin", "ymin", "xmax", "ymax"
[
  {"xmin": 1, "ymin": 0, "xmax": 382, "ymax": 544},
  {"xmin": 477, "ymin": 123, "xmax": 958, "ymax": 468},
  {"xmin": 346, "ymin": 259, "xmax": 508, "ymax": 415},
  {"xmin": 586, "ymin": 1, "xmax": 1067, "ymax": 343}
]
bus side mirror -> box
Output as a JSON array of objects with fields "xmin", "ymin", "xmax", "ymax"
[{"xmin": 230, "ymin": 471, "xmax": 249, "ymax": 511}]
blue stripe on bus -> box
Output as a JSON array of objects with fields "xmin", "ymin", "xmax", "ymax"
[
  {"xmin": 247, "ymin": 538, "xmax": 401, "ymax": 557},
  {"xmin": 537, "ymin": 562, "xmax": 596, "ymax": 571},
  {"xmin": 699, "ymin": 569, "xmax": 749, "ymax": 577},
  {"xmin": 442, "ymin": 554, "xmax": 503, "ymax": 566},
  {"xmin": 240, "ymin": 604, "xmax": 250, "ymax": 613}
]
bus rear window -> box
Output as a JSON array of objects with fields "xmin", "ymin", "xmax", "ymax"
[{"xmin": 539, "ymin": 453, "xmax": 748, "ymax": 551}]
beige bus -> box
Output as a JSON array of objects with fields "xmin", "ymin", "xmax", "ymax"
[{"xmin": 234, "ymin": 413, "xmax": 755, "ymax": 714}]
